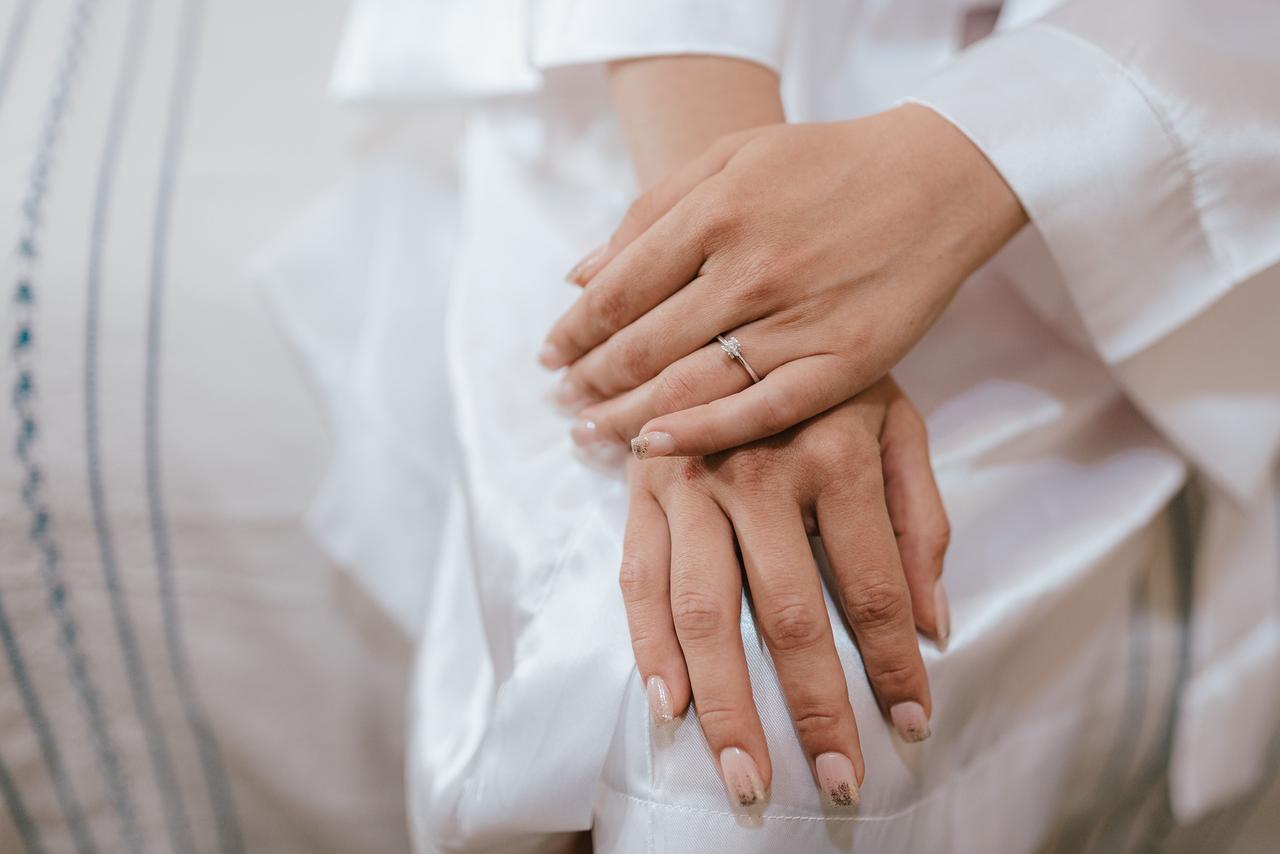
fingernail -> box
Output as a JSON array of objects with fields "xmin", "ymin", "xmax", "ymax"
[
  {"xmin": 565, "ymin": 243, "xmax": 607, "ymax": 285},
  {"xmin": 719, "ymin": 747, "xmax": 766, "ymax": 807},
  {"xmin": 555, "ymin": 376, "xmax": 593, "ymax": 412},
  {"xmin": 646, "ymin": 675, "xmax": 674, "ymax": 725},
  {"xmin": 934, "ymin": 582, "xmax": 951, "ymax": 650},
  {"xmin": 570, "ymin": 418, "xmax": 604, "ymax": 447},
  {"xmin": 630, "ymin": 432, "xmax": 675, "ymax": 460},
  {"xmin": 539, "ymin": 341, "xmax": 568, "ymax": 370},
  {"xmin": 815, "ymin": 752, "xmax": 860, "ymax": 808},
  {"xmin": 890, "ymin": 701, "xmax": 931, "ymax": 743}
]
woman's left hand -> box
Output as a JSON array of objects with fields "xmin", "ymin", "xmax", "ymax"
[{"xmin": 544, "ymin": 104, "xmax": 1027, "ymax": 457}]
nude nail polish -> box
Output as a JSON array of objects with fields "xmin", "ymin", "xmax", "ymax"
[
  {"xmin": 719, "ymin": 747, "xmax": 766, "ymax": 807},
  {"xmin": 934, "ymin": 582, "xmax": 951, "ymax": 650},
  {"xmin": 890, "ymin": 701, "xmax": 931, "ymax": 743},
  {"xmin": 571, "ymin": 418, "xmax": 602, "ymax": 447},
  {"xmin": 630, "ymin": 432, "xmax": 675, "ymax": 460},
  {"xmin": 646, "ymin": 675, "xmax": 673, "ymax": 725},
  {"xmin": 539, "ymin": 341, "xmax": 567, "ymax": 370},
  {"xmin": 815, "ymin": 752, "xmax": 860, "ymax": 808},
  {"xmin": 555, "ymin": 376, "xmax": 593, "ymax": 412},
  {"xmin": 565, "ymin": 243, "xmax": 607, "ymax": 285}
]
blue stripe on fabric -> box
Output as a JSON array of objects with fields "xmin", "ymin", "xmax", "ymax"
[
  {"xmin": 9, "ymin": 0, "xmax": 141, "ymax": 850},
  {"xmin": 0, "ymin": 741, "xmax": 46, "ymax": 854},
  {"xmin": 83, "ymin": 0, "xmax": 194, "ymax": 850},
  {"xmin": 144, "ymin": 1, "xmax": 244, "ymax": 849},
  {"xmin": 0, "ymin": 597, "xmax": 79, "ymax": 854},
  {"xmin": 0, "ymin": 0, "xmax": 35, "ymax": 111}
]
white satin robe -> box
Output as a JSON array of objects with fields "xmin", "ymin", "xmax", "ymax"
[{"xmin": 260, "ymin": 1, "xmax": 1280, "ymax": 851}]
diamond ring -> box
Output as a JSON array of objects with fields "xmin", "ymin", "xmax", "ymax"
[{"xmin": 716, "ymin": 334, "xmax": 761, "ymax": 384}]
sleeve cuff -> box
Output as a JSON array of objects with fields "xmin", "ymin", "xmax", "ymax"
[
  {"xmin": 528, "ymin": 0, "xmax": 788, "ymax": 74},
  {"xmin": 905, "ymin": 23, "xmax": 1226, "ymax": 364}
]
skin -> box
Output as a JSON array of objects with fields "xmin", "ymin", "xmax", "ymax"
[
  {"xmin": 545, "ymin": 104, "xmax": 1029, "ymax": 457},
  {"xmin": 570, "ymin": 56, "xmax": 956, "ymax": 802},
  {"xmin": 623, "ymin": 380, "xmax": 950, "ymax": 796}
]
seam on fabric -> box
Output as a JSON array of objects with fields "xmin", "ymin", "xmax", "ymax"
[{"xmin": 1028, "ymin": 22, "xmax": 1231, "ymax": 278}]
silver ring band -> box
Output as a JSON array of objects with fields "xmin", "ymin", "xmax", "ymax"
[{"xmin": 716, "ymin": 334, "xmax": 761, "ymax": 384}]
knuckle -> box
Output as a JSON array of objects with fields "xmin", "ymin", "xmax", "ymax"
[
  {"xmin": 790, "ymin": 706, "xmax": 844, "ymax": 742},
  {"xmin": 617, "ymin": 555, "xmax": 653, "ymax": 603},
  {"xmin": 676, "ymin": 456, "xmax": 712, "ymax": 485},
  {"xmin": 842, "ymin": 577, "xmax": 910, "ymax": 631},
  {"xmin": 865, "ymin": 656, "xmax": 920, "ymax": 697},
  {"xmin": 761, "ymin": 599, "xmax": 826, "ymax": 654},
  {"xmin": 625, "ymin": 618, "xmax": 664, "ymax": 658},
  {"xmin": 672, "ymin": 590, "xmax": 728, "ymax": 642},
  {"xmin": 651, "ymin": 367, "xmax": 699, "ymax": 412},
  {"xmin": 692, "ymin": 701, "xmax": 741, "ymax": 737},
  {"xmin": 697, "ymin": 193, "xmax": 741, "ymax": 247},
  {"xmin": 622, "ymin": 193, "xmax": 657, "ymax": 231},
  {"xmin": 612, "ymin": 339, "xmax": 651, "ymax": 388},
  {"xmin": 587, "ymin": 284, "xmax": 630, "ymax": 331},
  {"xmin": 830, "ymin": 435, "xmax": 883, "ymax": 485},
  {"xmin": 755, "ymin": 386, "xmax": 798, "ymax": 436},
  {"xmin": 721, "ymin": 447, "xmax": 781, "ymax": 494},
  {"xmin": 924, "ymin": 522, "xmax": 952, "ymax": 564}
]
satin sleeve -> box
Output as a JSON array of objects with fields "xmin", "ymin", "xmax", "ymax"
[
  {"xmin": 909, "ymin": 0, "xmax": 1280, "ymax": 822},
  {"xmin": 331, "ymin": 0, "xmax": 789, "ymax": 100},
  {"xmin": 906, "ymin": 0, "xmax": 1280, "ymax": 503}
]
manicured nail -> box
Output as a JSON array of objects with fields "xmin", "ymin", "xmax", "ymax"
[
  {"xmin": 630, "ymin": 432, "xmax": 675, "ymax": 460},
  {"xmin": 555, "ymin": 376, "xmax": 593, "ymax": 412},
  {"xmin": 539, "ymin": 341, "xmax": 568, "ymax": 370},
  {"xmin": 719, "ymin": 747, "xmax": 766, "ymax": 807},
  {"xmin": 646, "ymin": 675, "xmax": 673, "ymax": 725},
  {"xmin": 890, "ymin": 701, "xmax": 931, "ymax": 743},
  {"xmin": 934, "ymin": 582, "xmax": 951, "ymax": 650},
  {"xmin": 570, "ymin": 418, "xmax": 603, "ymax": 447},
  {"xmin": 565, "ymin": 243, "xmax": 607, "ymax": 285},
  {"xmin": 815, "ymin": 752, "xmax": 860, "ymax": 808}
]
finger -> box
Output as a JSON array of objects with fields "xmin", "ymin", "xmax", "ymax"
[
  {"xmin": 666, "ymin": 492, "xmax": 771, "ymax": 806},
  {"xmin": 630, "ymin": 354, "xmax": 852, "ymax": 459},
  {"xmin": 731, "ymin": 500, "xmax": 864, "ymax": 806},
  {"xmin": 574, "ymin": 344, "xmax": 748, "ymax": 448},
  {"xmin": 564, "ymin": 132, "xmax": 749, "ymax": 287},
  {"xmin": 572, "ymin": 313, "xmax": 803, "ymax": 448},
  {"xmin": 880, "ymin": 382, "xmax": 951, "ymax": 648},
  {"xmin": 618, "ymin": 484, "xmax": 690, "ymax": 725},
  {"xmin": 541, "ymin": 199, "xmax": 706, "ymax": 372},
  {"xmin": 817, "ymin": 450, "xmax": 933, "ymax": 744},
  {"xmin": 562, "ymin": 273, "xmax": 757, "ymax": 400}
]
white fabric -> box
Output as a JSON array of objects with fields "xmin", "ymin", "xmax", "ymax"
[
  {"xmin": 0, "ymin": 0, "xmax": 412, "ymax": 850},
  {"xmin": 267, "ymin": 0, "xmax": 1280, "ymax": 850},
  {"xmin": 907, "ymin": 0, "xmax": 1280, "ymax": 818}
]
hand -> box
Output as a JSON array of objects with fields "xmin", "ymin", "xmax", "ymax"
[
  {"xmin": 545, "ymin": 105, "xmax": 1027, "ymax": 457},
  {"xmin": 620, "ymin": 376, "xmax": 950, "ymax": 809}
]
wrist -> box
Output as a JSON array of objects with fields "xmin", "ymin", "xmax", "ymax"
[
  {"xmin": 882, "ymin": 104, "xmax": 1028, "ymax": 278},
  {"xmin": 608, "ymin": 55, "xmax": 785, "ymax": 187}
]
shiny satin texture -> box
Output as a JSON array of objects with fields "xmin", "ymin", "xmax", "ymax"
[{"xmin": 262, "ymin": 0, "xmax": 1280, "ymax": 850}]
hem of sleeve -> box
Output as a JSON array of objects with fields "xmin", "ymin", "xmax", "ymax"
[
  {"xmin": 529, "ymin": 0, "xmax": 786, "ymax": 74},
  {"xmin": 905, "ymin": 23, "xmax": 1227, "ymax": 364}
]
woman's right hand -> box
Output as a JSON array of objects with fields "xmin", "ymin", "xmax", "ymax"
[{"xmin": 620, "ymin": 376, "xmax": 950, "ymax": 809}]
